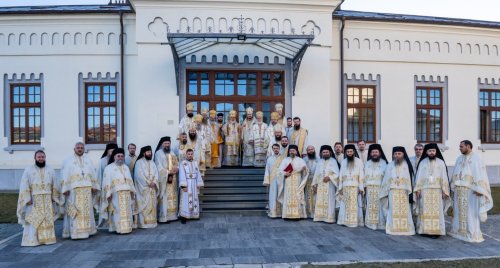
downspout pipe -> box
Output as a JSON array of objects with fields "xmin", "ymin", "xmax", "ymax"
[
  {"xmin": 119, "ymin": 11, "xmax": 125, "ymax": 148},
  {"xmin": 340, "ymin": 17, "xmax": 345, "ymax": 144},
  {"xmin": 334, "ymin": 0, "xmax": 346, "ymax": 144}
]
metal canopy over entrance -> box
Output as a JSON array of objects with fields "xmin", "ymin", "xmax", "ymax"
[{"xmin": 167, "ymin": 32, "xmax": 314, "ymax": 96}]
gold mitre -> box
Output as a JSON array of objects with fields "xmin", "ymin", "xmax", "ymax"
[
  {"xmin": 209, "ymin": 109, "xmax": 217, "ymax": 116},
  {"xmin": 256, "ymin": 111, "xmax": 263, "ymax": 117},
  {"xmin": 201, "ymin": 108, "xmax": 208, "ymax": 115},
  {"xmin": 194, "ymin": 114, "xmax": 203, "ymax": 123},
  {"xmin": 186, "ymin": 102, "xmax": 195, "ymax": 111},
  {"xmin": 229, "ymin": 110, "xmax": 237, "ymax": 117},
  {"xmin": 270, "ymin": 112, "xmax": 279, "ymax": 120}
]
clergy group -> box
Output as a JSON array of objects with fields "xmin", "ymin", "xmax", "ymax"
[
  {"xmin": 264, "ymin": 140, "xmax": 493, "ymax": 243},
  {"xmin": 16, "ymin": 102, "xmax": 493, "ymax": 247}
]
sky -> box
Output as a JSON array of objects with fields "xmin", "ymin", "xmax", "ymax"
[{"xmin": 0, "ymin": 0, "xmax": 499, "ymax": 22}]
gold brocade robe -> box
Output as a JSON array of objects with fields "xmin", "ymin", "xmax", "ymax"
[
  {"xmin": 277, "ymin": 157, "xmax": 309, "ymax": 219},
  {"xmin": 99, "ymin": 163, "xmax": 136, "ymax": 234},
  {"xmin": 17, "ymin": 165, "xmax": 60, "ymax": 246},
  {"xmin": 155, "ymin": 150, "xmax": 180, "ymax": 222}
]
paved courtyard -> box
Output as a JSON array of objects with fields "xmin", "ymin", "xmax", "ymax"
[{"xmin": 0, "ymin": 212, "xmax": 499, "ymax": 268}]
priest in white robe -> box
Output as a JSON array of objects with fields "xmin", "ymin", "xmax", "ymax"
[
  {"xmin": 99, "ymin": 148, "xmax": 136, "ymax": 234},
  {"xmin": 413, "ymin": 143, "xmax": 451, "ymax": 237},
  {"xmin": 277, "ymin": 145, "xmax": 309, "ymax": 219},
  {"xmin": 222, "ymin": 110, "xmax": 241, "ymax": 166},
  {"xmin": 252, "ymin": 111, "xmax": 269, "ymax": 167},
  {"xmin": 134, "ymin": 146, "xmax": 159, "ymax": 229},
  {"xmin": 179, "ymin": 102, "xmax": 195, "ymax": 134},
  {"xmin": 199, "ymin": 108, "xmax": 214, "ymax": 169},
  {"xmin": 241, "ymin": 107, "xmax": 256, "ymax": 166},
  {"xmin": 274, "ymin": 103, "xmax": 286, "ymax": 128},
  {"xmin": 61, "ymin": 142, "xmax": 100, "ymax": 240},
  {"xmin": 263, "ymin": 143, "xmax": 285, "ymax": 218},
  {"xmin": 17, "ymin": 150, "xmax": 60, "ymax": 246},
  {"xmin": 364, "ymin": 144, "xmax": 388, "ymax": 230},
  {"xmin": 380, "ymin": 146, "xmax": 415, "ymax": 235},
  {"xmin": 267, "ymin": 126, "xmax": 284, "ymax": 157},
  {"xmin": 155, "ymin": 136, "xmax": 180, "ymax": 222},
  {"xmin": 337, "ymin": 144, "xmax": 364, "ymax": 227},
  {"xmin": 312, "ymin": 145, "xmax": 340, "ymax": 223},
  {"xmin": 179, "ymin": 149, "xmax": 204, "ymax": 223},
  {"xmin": 266, "ymin": 112, "xmax": 285, "ymax": 146},
  {"xmin": 303, "ymin": 145, "xmax": 318, "ymax": 218},
  {"xmin": 449, "ymin": 140, "xmax": 493, "ymax": 243}
]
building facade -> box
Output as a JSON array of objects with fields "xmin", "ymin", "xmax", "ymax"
[{"xmin": 0, "ymin": 0, "xmax": 499, "ymax": 189}]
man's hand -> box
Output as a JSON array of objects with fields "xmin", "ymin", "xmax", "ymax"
[
  {"xmin": 107, "ymin": 195, "xmax": 112, "ymax": 201},
  {"xmin": 338, "ymin": 189, "xmax": 343, "ymax": 195},
  {"xmin": 474, "ymin": 192, "xmax": 483, "ymax": 197},
  {"xmin": 442, "ymin": 193, "xmax": 448, "ymax": 199},
  {"xmin": 313, "ymin": 186, "xmax": 317, "ymax": 194},
  {"xmin": 416, "ymin": 191, "xmax": 421, "ymax": 199},
  {"xmin": 63, "ymin": 191, "xmax": 70, "ymax": 197},
  {"xmin": 181, "ymin": 187, "xmax": 188, "ymax": 192},
  {"xmin": 323, "ymin": 176, "xmax": 330, "ymax": 183},
  {"xmin": 149, "ymin": 182, "xmax": 156, "ymax": 188},
  {"xmin": 284, "ymin": 172, "xmax": 291, "ymax": 178},
  {"xmin": 26, "ymin": 200, "xmax": 33, "ymax": 205},
  {"xmin": 172, "ymin": 167, "xmax": 178, "ymax": 174},
  {"xmin": 131, "ymin": 192, "xmax": 135, "ymax": 200},
  {"xmin": 302, "ymin": 166, "xmax": 307, "ymax": 171}
]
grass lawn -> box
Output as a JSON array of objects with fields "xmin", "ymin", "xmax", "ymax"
[
  {"xmin": 1, "ymin": 187, "xmax": 499, "ymax": 223},
  {"xmin": 304, "ymin": 257, "xmax": 500, "ymax": 268},
  {"xmin": 0, "ymin": 193, "xmax": 18, "ymax": 223}
]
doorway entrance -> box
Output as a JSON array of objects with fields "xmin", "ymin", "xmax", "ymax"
[{"xmin": 186, "ymin": 70, "xmax": 285, "ymax": 122}]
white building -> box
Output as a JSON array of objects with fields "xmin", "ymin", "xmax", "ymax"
[{"xmin": 0, "ymin": 0, "xmax": 499, "ymax": 189}]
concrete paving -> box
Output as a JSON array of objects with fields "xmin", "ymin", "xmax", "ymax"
[{"xmin": 0, "ymin": 212, "xmax": 499, "ymax": 267}]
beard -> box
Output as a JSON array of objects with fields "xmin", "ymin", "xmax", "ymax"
[
  {"xmin": 347, "ymin": 155, "xmax": 354, "ymax": 162},
  {"xmin": 307, "ymin": 152, "xmax": 316, "ymax": 159},
  {"xmin": 217, "ymin": 118, "xmax": 223, "ymax": 123},
  {"xmin": 145, "ymin": 155, "xmax": 152, "ymax": 161},
  {"xmin": 115, "ymin": 159, "xmax": 124, "ymax": 166},
  {"xmin": 275, "ymin": 136, "xmax": 282, "ymax": 141},
  {"xmin": 371, "ymin": 156, "xmax": 380, "ymax": 162},
  {"xmin": 189, "ymin": 133, "xmax": 197, "ymax": 140},
  {"xmin": 281, "ymin": 143, "xmax": 288, "ymax": 148},
  {"xmin": 163, "ymin": 147, "xmax": 171, "ymax": 153},
  {"xmin": 294, "ymin": 125, "xmax": 300, "ymax": 130},
  {"xmin": 181, "ymin": 139, "xmax": 187, "ymax": 145},
  {"xmin": 187, "ymin": 113, "xmax": 193, "ymax": 118},
  {"xmin": 323, "ymin": 155, "xmax": 331, "ymax": 160},
  {"xmin": 395, "ymin": 159, "xmax": 404, "ymax": 165},
  {"xmin": 428, "ymin": 155, "xmax": 436, "ymax": 160},
  {"xmin": 35, "ymin": 161, "xmax": 46, "ymax": 168}
]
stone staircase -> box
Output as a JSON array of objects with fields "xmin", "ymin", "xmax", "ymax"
[{"xmin": 200, "ymin": 168, "xmax": 267, "ymax": 211}]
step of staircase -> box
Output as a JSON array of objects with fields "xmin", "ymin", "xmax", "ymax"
[{"xmin": 201, "ymin": 167, "xmax": 267, "ymax": 211}]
